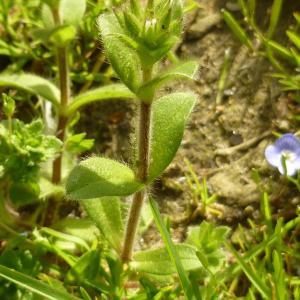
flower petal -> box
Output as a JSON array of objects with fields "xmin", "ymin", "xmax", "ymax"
[
  {"xmin": 274, "ymin": 133, "xmax": 300, "ymax": 153},
  {"xmin": 277, "ymin": 160, "xmax": 298, "ymax": 176},
  {"xmin": 265, "ymin": 145, "xmax": 281, "ymax": 167}
]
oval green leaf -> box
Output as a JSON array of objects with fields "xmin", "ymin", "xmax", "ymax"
[
  {"xmin": 59, "ymin": 0, "xmax": 86, "ymax": 26},
  {"xmin": 82, "ymin": 197, "xmax": 124, "ymax": 251},
  {"xmin": 137, "ymin": 61, "xmax": 199, "ymax": 101},
  {"xmin": 131, "ymin": 243, "xmax": 201, "ymax": 275},
  {"xmin": 98, "ymin": 14, "xmax": 141, "ymax": 92},
  {"xmin": 66, "ymin": 157, "xmax": 143, "ymax": 200},
  {"xmin": 0, "ymin": 73, "xmax": 60, "ymax": 106},
  {"xmin": 148, "ymin": 92, "xmax": 197, "ymax": 181}
]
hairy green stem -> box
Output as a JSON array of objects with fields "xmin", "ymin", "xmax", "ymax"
[
  {"xmin": 121, "ymin": 68, "xmax": 153, "ymax": 262},
  {"xmin": 44, "ymin": 8, "xmax": 70, "ymax": 226},
  {"xmin": 52, "ymin": 45, "xmax": 70, "ymax": 184}
]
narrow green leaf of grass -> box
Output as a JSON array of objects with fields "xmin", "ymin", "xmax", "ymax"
[
  {"xmin": 222, "ymin": 10, "xmax": 253, "ymax": 50},
  {"xmin": 261, "ymin": 192, "xmax": 273, "ymax": 232},
  {"xmin": 283, "ymin": 215, "xmax": 300, "ymax": 236},
  {"xmin": 266, "ymin": 40, "xmax": 294, "ymax": 61},
  {"xmin": 40, "ymin": 227, "xmax": 90, "ymax": 251},
  {"xmin": 272, "ymin": 250, "xmax": 287, "ymax": 300},
  {"xmin": 287, "ymin": 30, "xmax": 300, "ymax": 50},
  {"xmin": 237, "ymin": 0, "xmax": 249, "ymax": 18},
  {"xmin": 150, "ymin": 198, "xmax": 199, "ymax": 300},
  {"xmin": 0, "ymin": 265, "xmax": 80, "ymax": 300},
  {"xmin": 79, "ymin": 287, "xmax": 92, "ymax": 300},
  {"xmin": 225, "ymin": 242, "xmax": 271, "ymax": 299},
  {"xmin": 248, "ymin": 0, "xmax": 256, "ymax": 21},
  {"xmin": 268, "ymin": 0, "xmax": 283, "ymax": 38}
]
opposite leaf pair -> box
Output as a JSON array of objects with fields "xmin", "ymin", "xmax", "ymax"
[{"xmin": 66, "ymin": 92, "xmax": 196, "ymax": 200}]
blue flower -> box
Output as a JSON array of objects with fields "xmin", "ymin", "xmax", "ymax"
[{"xmin": 265, "ymin": 133, "xmax": 300, "ymax": 176}]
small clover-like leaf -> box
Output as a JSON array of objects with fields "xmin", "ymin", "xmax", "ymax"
[
  {"xmin": 148, "ymin": 92, "xmax": 197, "ymax": 181},
  {"xmin": 66, "ymin": 157, "xmax": 143, "ymax": 200}
]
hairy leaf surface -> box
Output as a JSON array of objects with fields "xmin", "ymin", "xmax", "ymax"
[
  {"xmin": 60, "ymin": 0, "xmax": 86, "ymax": 26},
  {"xmin": 66, "ymin": 84, "xmax": 135, "ymax": 116},
  {"xmin": 82, "ymin": 197, "xmax": 124, "ymax": 251},
  {"xmin": 131, "ymin": 244, "xmax": 201, "ymax": 275},
  {"xmin": 0, "ymin": 73, "xmax": 60, "ymax": 105},
  {"xmin": 98, "ymin": 14, "xmax": 141, "ymax": 92},
  {"xmin": 138, "ymin": 61, "xmax": 198, "ymax": 100},
  {"xmin": 148, "ymin": 92, "xmax": 197, "ymax": 181},
  {"xmin": 66, "ymin": 157, "xmax": 142, "ymax": 199}
]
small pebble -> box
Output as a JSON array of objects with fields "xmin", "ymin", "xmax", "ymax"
[
  {"xmin": 226, "ymin": 2, "xmax": 241, "ymax": 11},
  {"xmin": 244, "ymin": 205, "xmax": 254, "ymax": 214},
  {"xmin": 229, "ymin": 131, "xmax": 243, "ymax": 146}
]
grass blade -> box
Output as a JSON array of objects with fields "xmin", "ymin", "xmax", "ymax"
[
  {"xmin": 225, "ymin": 242, "xmax": 271, "ymax": 299},
  {"xmin": 149, "ymin": 198, "xmax": 199, "ymax": 300},
  {"xmin": 268, "ymin": 0, "xmax": 283, "ymax": 38},
  {"xmin": 0, "ymin": 265, "xmax": 80, "ymax": 300},
  {"xmin": 222, "ymin": 9, "xmax": 253, "ymax": 50}
]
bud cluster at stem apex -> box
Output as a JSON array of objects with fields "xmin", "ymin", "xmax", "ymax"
[{"xmin": 114, "ymin": 0, "xmax": 184, "ymax": 66}]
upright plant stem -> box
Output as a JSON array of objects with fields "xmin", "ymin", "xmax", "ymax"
[
  {"xmin": 52, "ymin": 45, "xmax": 69, "ymax": 184},
  {"xmin": 44, "ymin": 8, "xmax": 70, "ymax": 225},
  {"xmin": 51, "ymin": 8, "xmax": 70, "ymax": 184},
  {"xmin": 121, "ymin": 68, "xmax": 152, "ymax": 262}
]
